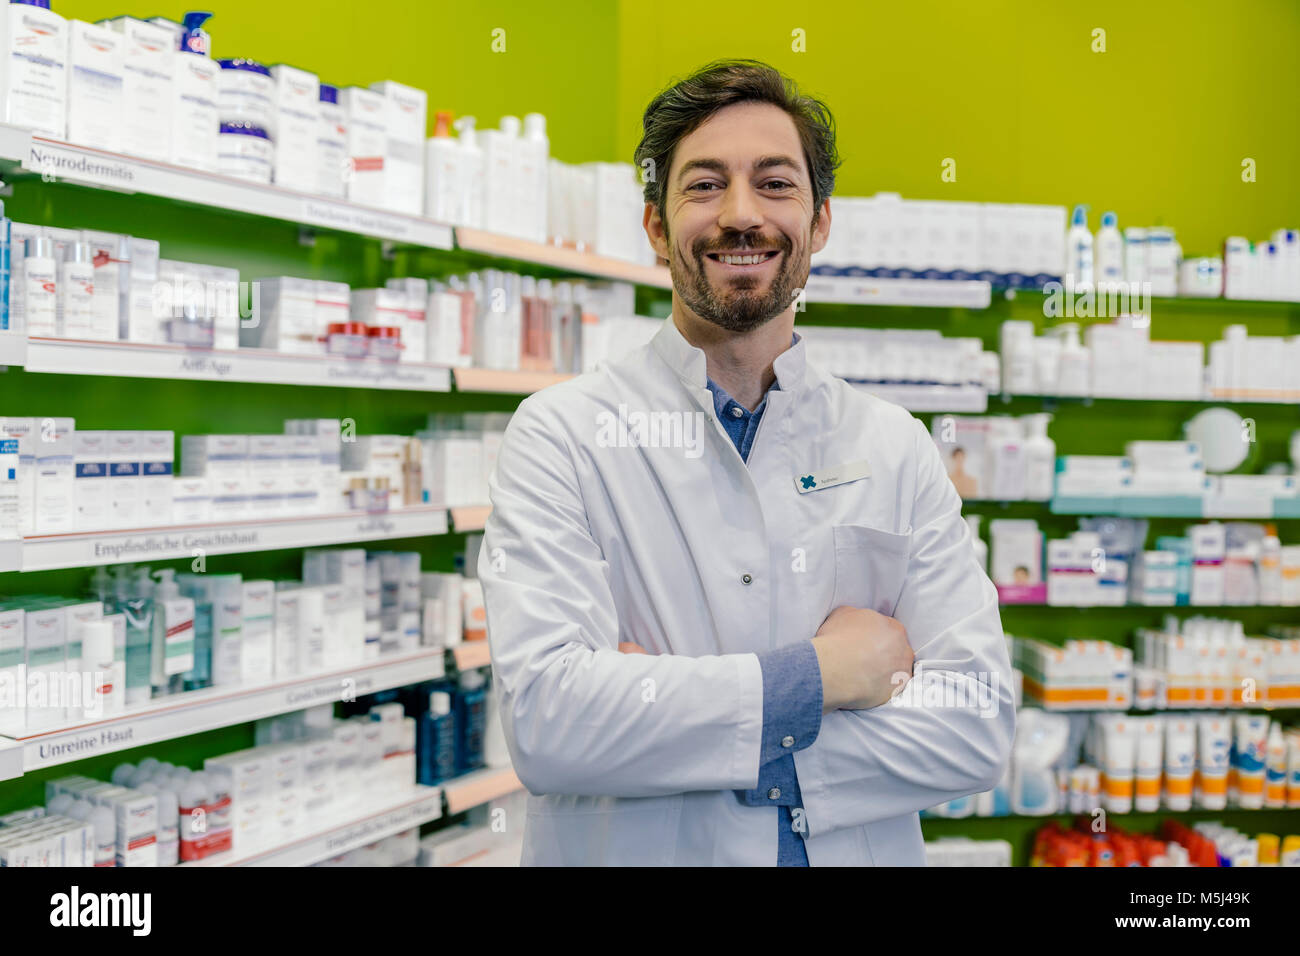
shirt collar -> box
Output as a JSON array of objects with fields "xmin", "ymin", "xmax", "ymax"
[{"xmin": 651, "ymin": 314, "xmax": 807, "ymax": 394}]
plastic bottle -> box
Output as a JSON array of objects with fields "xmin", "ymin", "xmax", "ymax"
[
  {"xmin": 110, "ymin": 762, "xmax": 136, "ymax": 787},
  {"xmin": 181, "ymin": 574, "xmax": 214, "ymax": 691},
  {"xmin": 111, "ymin": 567, "xmax": 151, "ymax": 707},
  {"xmin": 47, "ymin": 792, "xmax": 77, "ymax": 816},
  {"xmin": 1022, "ymin": 413, "xmax": 1057, "ymax": 502},
  {"xmin": 985, "ymin": 417, "xmax": 1026, "ymax": 501},
  {"xmin": 424, "ymin": 110, "xmax": 460, "ymax": 224},
  {"xmin": 82, "ymin": 619, "xmax": 123, "ymax": 718},
  {"xmin": 23, "ymin": 236, "xmax": 57, "ymax": 337},
  {"xmin": 149, "ymin": 568, "xmax": 195, "ymax": 696},
  {"xmin": 479, "ymin": 116, "xmax": 519, "ymax": 236},
  {"xmin": 1054, "ymin": 323, "xmax": 1091, "ymax": 397},
  {"xmin": 454, "ymin": 670, "xmax": 488, "ymax": 773},
  {"xmin": 1095, "ymin": 211, "xmax": 1123, "ymax": 286},
  {"xmin": 519, "ymin": 113, "xmax": 550, "ymax": 243},
  {"xmin": 1066, "ymin": 204, "xmax": 1093, "ymax": 288},
  {"xmin": 79, "ymin": 801, "xmax": 116, "ymax": 867},
  {"xmin": 58, "ymin": 241, "xmax": 95, "ymax": 338},
  {"xmin": 452, "ymin": 116, "xmax": 484, "ymax": 229},
  {"xmin": 417, "ymin": 688, "xmax": 456, "ymax": 785}
]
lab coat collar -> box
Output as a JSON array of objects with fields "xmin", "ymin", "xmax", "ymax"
[{"xmin": 651, "ymin": 313, "xmax": 808, "ymax": 396}]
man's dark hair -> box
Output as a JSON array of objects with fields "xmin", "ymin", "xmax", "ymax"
[{"xmin": 634, "ymin": 59, "xmax": 840, "ymax": 228}]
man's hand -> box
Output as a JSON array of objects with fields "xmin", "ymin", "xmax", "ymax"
[
  {"xmin": 811, "ymin": 606, "xmax": 914, "ymax": 714},
  {"xmin": 618, "ymin": 642, "xmax": 649, "ymax": 655}
]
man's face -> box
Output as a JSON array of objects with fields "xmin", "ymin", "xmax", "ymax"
[{"xmin": 646, "ymin": 101, "xmax": 830, "ymax": 333}]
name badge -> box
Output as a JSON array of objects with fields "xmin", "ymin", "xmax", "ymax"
[{"xmin": 794, "ymin": 459, "xmax": 871, "ymax": 494}]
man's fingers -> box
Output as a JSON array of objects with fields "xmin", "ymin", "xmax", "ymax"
[{"xmin": 618, "ymin": 642, "xmax": 649, "ymax": 655}]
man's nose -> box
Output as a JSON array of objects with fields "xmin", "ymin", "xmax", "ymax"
[{"xmin": 717, "ymin": 182, "xmax": 763, "ymax": 233}]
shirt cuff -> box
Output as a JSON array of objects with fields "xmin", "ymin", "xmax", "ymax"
[{"xmin": 755, "ymin": 641, "xmax": 823, "ymax": 766}]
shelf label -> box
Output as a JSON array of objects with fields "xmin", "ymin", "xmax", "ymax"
[
  {"xmin": 300, "ymin": 199, "xmax": 452, "ymax": 249},
  {"xmin": 320, "ymin": 795, "xmax": 441, "ymax": 854},
  {"xmin": 25, "ymin": 724, "xmax": 138, "ymax": 768},
  {"xmin": 28, "ymin": 143, "xmax": 137, "ymax": 189}
]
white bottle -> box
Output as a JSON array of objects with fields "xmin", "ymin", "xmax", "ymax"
[
  {"xmin": 170, "ymin": 48, "xmax": 220, "ymax": 172},
  {"xmin": 1055, "ymin": 323, "xmax": 1091, "ymax": 396},
  {"xmin": 1065, "ymin": 204, "xmax": 1093, "ymax": 287},
  {"xmin": 110, "ymin": 762, "xmax": 136, "ymax": 787},
  {"xmin": 1095, "ymin": 211, "xmax": 1123, "ymax": 286},
  {"xmin": 1022, "ymin": 413, "xmax": 1057, "ymax": 501},
  {"xmin": 985, "ymin": 416, "xmax": 1026, "ymax": 501},
  {"xmin": 519, "ymin": 113, "xmax": 550, "ymax": 243},
  {"xmin": 479, "ymin": 115, "xmax": 519, "ymax": 236},
  {"xmin": 138, "ymin": 780, "xmax": 180, "ymax": 865},
  {"xmin": 1124, "ymin": 226, "xmax": 1148, "ymax": 286},
  {"xmin": 453, "ymin": 116, "xmax": 484, "ymax": 229},
  {"xmin": 999, "ymin": 319, "xmax": 1036, "ymax": 394},
  {"xmin": 58, "ymin": 241, "xmax": 96, "ymax": 339},
  {"xmin": 82, "ymin": 619, "xmax": 123, "ymax": 717},
  {"xmin": 24, "ymin": 236, "xmax": 58, "ymax": 337},
  {"xmin": 424, "ymin": 110, "xmax": 461, "ymax": 224},
  {"xmin": 87, "ymin": 803, "xmax": 117, "ymax": 867}
]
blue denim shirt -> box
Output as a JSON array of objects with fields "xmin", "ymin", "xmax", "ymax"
[{"xmin": 704, "ymin": 344, "xmax": 824, "ymax": 866}]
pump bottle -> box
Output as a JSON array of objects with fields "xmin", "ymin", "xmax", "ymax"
[
  {"xmin": 150, "ymin": 568, "xmax": 195, "ymax": 696},
  {"xmin": 1095, "ymin": 210, "xmax": 1123, "ymax": 286},
  {"xmin": 1066, "ymin": 204, "xmax": 1093, "ymax": 288},
  {"xmin": 1022, "ymin": 413, "xmax": 1057, "ymax": 501}
]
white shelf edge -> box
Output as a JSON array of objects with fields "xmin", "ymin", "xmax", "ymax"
[
  {"xmin": 852, "ymin": 382, "xmax": 988, "ymax": 412},
  {"xmin": 11, "ymin": 506, "xmax": 449, "ymax": 573},
  {"xmin": 455, "ymin": 227, "xmax": 671, "ymax": 288},
  {"xmin": 0, "ymin": 125, "xmax": 454, "ymax": 250},
  {"xmin": 186, "ymin": 785, "xmax": 444, "ymax": 868},
  {"xmin": 6, "ymin": 648, "xmax": 447, "ymax": 774},
  {"xmin": 23, "ymin": 337, "xmax": 453, "ymax": 392},
  {"xmin": 804, "ymin": 276, "xmax": 992, "ymax": 309}
]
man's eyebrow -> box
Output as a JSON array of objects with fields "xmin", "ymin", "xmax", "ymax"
[{"xmin": 675, "ymin": 154, "xmax": 805, "ymax": 182}]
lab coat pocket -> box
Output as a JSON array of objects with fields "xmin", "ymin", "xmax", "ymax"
[
  {"xmin": 523, "ymin": 793, "xmax": 684, "ymax": 866},
  {"xmin": 830, "ymin": 524, "xmax": 913, "ymax": 618}
]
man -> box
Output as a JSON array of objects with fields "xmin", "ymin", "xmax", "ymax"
[{"xmin": 478, "ymin": 59, "xmax": 1014, "ymax": 866}]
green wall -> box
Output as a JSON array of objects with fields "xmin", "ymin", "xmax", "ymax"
[{"xmin": 615, "ymin": 0, "xmax": 1300, "ymax": 256}]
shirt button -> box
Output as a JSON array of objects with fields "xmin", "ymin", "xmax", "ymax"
[
  {"xmin": 767, "ymin": 787, "xmax": 781, "ymax": 800},
  {"xmin": 781, "ymin": 735, "xmax": 795, "ymax": 748},
  {"xmin": 741, "ymin": 573, "xmax": 752, "ymax": 585},
  {"xmin": 730, "ymin": 406, "xmax": 744, "ymax": 418}
]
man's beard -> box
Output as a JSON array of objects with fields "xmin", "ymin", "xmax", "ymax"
[{"xmin": 668, "ymin": 230, "xmax": 806, "ymax": 333}]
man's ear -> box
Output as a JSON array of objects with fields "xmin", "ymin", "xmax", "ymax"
[
  {"xmin": 644, "ymin": 202, "xmax": 670, "ymax": 263},
  {"xmin": 810, "ymin": 198, "xmax": 832, "ymax": 256}
]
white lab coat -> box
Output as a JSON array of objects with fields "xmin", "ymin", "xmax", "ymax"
[{"xmin": 478, "ymin": 315, "xmax": 1015, "ymax": 866}]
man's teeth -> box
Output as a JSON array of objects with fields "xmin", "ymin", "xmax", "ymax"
[{"xmin": 716, "ymin": 252, "xmax": 773, "ymax": 265}]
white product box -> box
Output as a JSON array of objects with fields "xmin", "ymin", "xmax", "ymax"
[
  {"xmin": 170, "ymin": 50, "xmax": 219, "ymax": 172},
  {"xmin": 0, "ymin": 607, "xmax": 24, "ymax": 736},
  {"xmin": 272, "ymin": 586, "xmax": 300, "ymax": 678},
  {"xmin": 369, "ymin": 80, "xmax": 425, "ymax": 216},
  {"xmin": 61, "ymin": 599, "xmax": 102, "ymax": 723},
  {"xmin": 209, "ymin": 475, "xmax": 249, "ymax": 522},
  {"xmin": 384, "ymin": 277, "xmax": 429, "ymax": 362},
  {"xmin": 1191, "ymin": 523, "xmax": 1226, "ymax": 606},
  {"xmin": 34, "ymin": 417, "xmax": 76, "ymax": 534},
  {"xmin": 427, "ymin": 290, "xmax": 470, "ymax": 366},
  {"xmin": 314, "ymin": 280, "xmax": 351, "ymax": 339},
  {"xmin": 105, "ymin": 431, "xmax": 141, "ymax": 529},
  {"xmin": 126, "ymin": 236, "xmax": 162, "ymax": 342},
  {"xmin": 172, "ymin": 475, "xmax": 210, "ymax": 524},
  {"xmin": 339, "ymin": 86, "xmax": 386, "ymax": 207},
  {"xmin": 269, "ymin": 64, "xmax": 319, "ymax": 188},
  {"xmin": 73, "ymin": 430, "xmax": 110, "ymax": 532},
  {"xmin": 240, "ymin": 579, "xmax": 274, "ymax": 684},
  {"xmin": 138, "ymin": 430, "xmax": 174, "ymax": 525},
  {"xmin": 79, "ymin": 230, "xmax": 128, "ymax": 341},
  {"xmin": 0, "ymin": 417, "xmax": 36, "ymax": 535},
  {"xmin": 182, "ymin": 434, "xmax": 248, "ymax": 481},
  {"xmin": 66, "ymin": 20, "xmax": 124, "ymax": 151},
  {"xmin": 350, "ymin": 286, "xmax": 407, "ymax": 339},
  {"xmin": 316, "ymin": 84, "xmax": 347, "ymax": 198},
  {"xmin": 23, "ymin": 605, "xmax": 67, "ymax": 729},
  {"xmin": 101, "ymin": 17, "xmax": 173, "ymax": 162},
  {"xmin": 246, "ymin": 276, "xmax": 319, "ymax": 354},
  {"xmin": 301, "ymin": 736, "xmax": 335, "ymax": 817},
  {"xmin": 320, "ymin": 583, "xmax": 347, "ymax": 669},
  {"xmin": 296, "ymin": 586, "xmax": 325, "ymax": 672},
  {"xmin": 4, "ymin": 1, "xmax": 68, "ymax": 137}
]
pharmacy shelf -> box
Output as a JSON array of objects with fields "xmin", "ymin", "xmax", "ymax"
[
  {"xmin": 852, "ymin": 382, "xmax": 988, "ymax": 412},
  {"xmin": 1002, "ymin": 602, "xmax": 1300, "ymax": 610},
  {"xmin": 455, "ymin": 227, "xmax": 671, "ymax": 289},
  {"xmin": 453, "ymin": 367, "xmax": 574, "ymax": 394},
  {"xmin": 21, "ymin": 336, "xmax": 453, "ymax": 391},
  {"xmin": 0, "ymin": 125, "xmax": 455, "ymax": 250},
  {"xmin": 442, "ymin": 766, "xmax": 522, "ymax": 815},
  {"xmin": 450, "ymin": 641, "xmax": 491, "ymax": 672},
  {"xmin": 2, "ymin": 648, "xmax": 447, "ymax": 775},
  {"xmin": 804, "ymin": 275, "xmax": 992, "ymax": 309},
  {"xmin": 184, "ymin": 785, "xmax": 444, "ymax": 867},
  {"xmin": 0, "ymin": 329, "xmax": 26, "ymax": 367},
  {"xmin": 449, "ymin": 506, "xmax": 491, "ymax": 532},
  {"xmin": 0, "ymin": 738, "xmax": 21, "ymax": 783},
  {"xmin": 1051, "ymin": 496, "xmax": 1300, "ymax": 519},
  {"xmin": 4, "ymin": 505, "xmax": 449, "ymax": 574},
  {"xmin": 1000, "ymin": 391, "xmax": 1300, "ymax": 407}
]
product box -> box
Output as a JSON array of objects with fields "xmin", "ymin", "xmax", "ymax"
[
  {"xmin": 0, "ymin": 418, "xmax": 37, "ymax": 535},
  {"xmin": 125, "ymin": 236, "xmax": 162, "ymax": 343},
  {"xmin": 368, "ymin": 80, "xmax": 425, "ymax": 216},
  {"xmin": 73, "ymin": 430, "xmax": 110, "ymax": 531},
  {"xmin": 169, "ymin": 49, "xmax": 219, "ymax": 172},
  {"xmin": 138, "ymin": 430, "xmax": 174, "ymax": 524},
  {"xmin": 182, "ymin": 434, "xmax": 248, "ymax": 481},
  {"xmin": 339, "ymin": 86, "xmax": 387, "ymax": 207},
  {"xmin": 66, "ymin": 20, "xmax": 125, "ymax": 151},
  {"xmin": 931, "ymin": 416, "xmax": 988, "ymax": 500},
  {"xmin": 271, "ymin": 585, "xmax": 300, "ymax": 678},
  {"xmin": 106, "ymin": 431, "xmax": 141, "ymax": 529},
  {"xmin": 4, "ymin": 1, "xmax": 68, "ymax": 137},
  {"xmin": 61, "ymin": 599, "xmax": 102, "ymax": 723},
  {"xmin": 240, "ymin": 579, "xmax": 274, "ymax": 684},
  {"xmin": 34, "ymin": 417, "xmax": 76, "ymax": 534},
  {"xmin": 172, "ymin": 475, "xmax": 210, "ymax": 524},
  {"xmin": 80, "ymin": 230, "xmax": 129, "ymax": 342},
  {"xmin": 316, "ymin": 84, "xmax": 347, "ymax": 198},
  {"xmin": 989, "ymin": 519, "xmax": 1046, "ymax": 604},
  {"xmin": 246, "ymin": 277, "xmax": 320, "ymax": 354},
  {"xmin": 269, "ymin": 64, "xmax": 319, "ymax": 188},
  {"xmin": 1190, "ymin": 523, "xmax": 1227, "ymax": 606},
  {"xmin": 101, "ymin": 16, "xmax": 174, "ymax": 162},
  {"xmin": 296, "ymin": 586, "xmax": 325, "ymax": 673}
]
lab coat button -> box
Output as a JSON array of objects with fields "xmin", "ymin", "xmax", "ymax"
[
  {"xmin": 741, "ymin": 573, "xmax": 752, "ymax": 585},
  {"xmin": 767, "ymin": 788, "xmax": 781, "ymax": 800},
  {"xmin": 781, "ymin": 735, "xmax": 795, "ymax": 748}
]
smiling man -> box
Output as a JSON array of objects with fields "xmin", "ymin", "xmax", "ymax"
[{"xmin": 478, "ymin": 60, "xmax": 1014, "ymax": 866}]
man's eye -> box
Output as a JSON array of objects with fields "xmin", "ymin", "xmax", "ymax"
[
  {"xmin": 762, "ymin": 180, "xmax": 793, "ymax": 190},
  {"xmin": 688, "ymin": 182, "xmax": 719, "ymax": 192}
]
